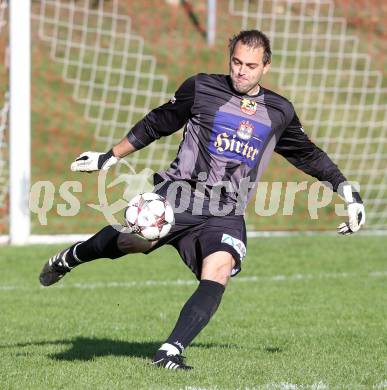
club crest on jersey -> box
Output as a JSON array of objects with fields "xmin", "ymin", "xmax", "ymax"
[
  {"xmin": 237, "ymin": 120, "xmax": 254, "ymax": 140},
  {"xmin": 240, "ymin": 98, "xmax": 257, "ymax": 115}
]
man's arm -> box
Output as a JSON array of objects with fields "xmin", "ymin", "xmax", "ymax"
[
  {"xmin": 71, "ymin": 76, "xmax": 196, "ymax": 172},
  {"xmin": 274, "ymin": 113, "xmax": 347, "ymax": 191},
  {"xmin": 126, "ymin": 76, "xmax": 195, "ymax": 150},
  {"xmin": 112, "ymin": 137, "xmax": 137, "ymax": 158},
  {"xmin": 275, "ymin": 112, "xmax": 365, "ymax": 234}
]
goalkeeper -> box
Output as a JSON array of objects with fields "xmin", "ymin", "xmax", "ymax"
[{"xmin": 39, "ymin": 30, "xmax": 365, "ymax": 370}]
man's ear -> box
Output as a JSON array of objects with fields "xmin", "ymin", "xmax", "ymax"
[{"xmin": 263, "ymin": 62, "xmax": 271, "ymax": 75}]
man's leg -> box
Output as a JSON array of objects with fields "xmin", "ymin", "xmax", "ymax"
[
  {"xmin": 153, "ymin": 251, "xmax": 235, "ymax": 370},
  {"xmin": 39, "ymin": 225, "xmax": 154, "ymax": 286}
]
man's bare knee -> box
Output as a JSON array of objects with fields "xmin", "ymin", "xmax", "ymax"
[
  {"xmin": 201, "ymin": 251, "xmax": 235, "ymax": 286},
  {"xmin": 117, "ymin": 228, "xmax": 156, "ymax": 254}
]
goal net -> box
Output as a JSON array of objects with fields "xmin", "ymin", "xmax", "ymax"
[{"xmin": 0, "ymin": 0, "xmax": 386, "ymax": 242}]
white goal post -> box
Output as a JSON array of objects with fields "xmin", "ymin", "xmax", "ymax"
[{"xmin": 9, "ymin": 1, "xmax": 30, "ymax": 244}]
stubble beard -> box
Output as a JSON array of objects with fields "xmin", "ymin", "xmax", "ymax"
[
  {"xmin": 232, "ymin": 79, "xmax": 260, "ymax": 95},
  {"xmin": 230, "ymin": 73, "xmax": 260, "ymax": 95}
]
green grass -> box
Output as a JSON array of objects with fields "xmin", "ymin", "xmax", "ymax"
[{"xmin": 0, "ymin": 236, "xmax": 386, "ymax": 389}]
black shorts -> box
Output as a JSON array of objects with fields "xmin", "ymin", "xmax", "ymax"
[{"xmin": 144, "ymin": 181, "xmax": 247, "ymax": 280}]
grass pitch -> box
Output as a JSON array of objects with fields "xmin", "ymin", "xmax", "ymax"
[{"xmin": 0, "ymin": 236, "xmax": 386, "ymax": 389}]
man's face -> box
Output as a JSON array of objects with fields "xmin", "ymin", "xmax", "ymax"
[{"xmin": 229, "ymin": 41, "xmax": 271, "ymax": 95}]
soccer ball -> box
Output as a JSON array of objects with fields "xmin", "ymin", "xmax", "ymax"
[{"xmin": 124, "ymin": 192, "xmax": 174, "ymax": 241}]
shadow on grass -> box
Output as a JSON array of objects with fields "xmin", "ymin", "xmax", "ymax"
[
  {"xmin": 0, "ymin": 338, "xmax": 239, "ymax": 361},
  {"xmin": 52, "ymin": 338, "xmax": 161, "ymax": 361}
]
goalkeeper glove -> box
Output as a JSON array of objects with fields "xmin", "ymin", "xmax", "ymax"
[
  {"xmin": 337, "ymin": 185, "xmax": 365, "ymax": 235},
  {"xmin": 70, "ymin": 149, "xmax": 119, "ymax": 172}
]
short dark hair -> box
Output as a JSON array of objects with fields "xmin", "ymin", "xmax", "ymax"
[{"xmin": 228, "ymin": 30, "xmax": 272, "ymax": 65}]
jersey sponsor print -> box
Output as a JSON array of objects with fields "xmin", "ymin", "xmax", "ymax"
[{"xmin": 208, "ymin": 111, "xmax": 272, "ymax": 168}]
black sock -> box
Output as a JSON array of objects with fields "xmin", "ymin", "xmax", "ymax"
[
  {"xmin": 165, "ymin": 279, "xmax": 225, "ymax": 353},
  {"xmin": 66, "ymin": 225, "xmax": 125, "ymax": 267}
]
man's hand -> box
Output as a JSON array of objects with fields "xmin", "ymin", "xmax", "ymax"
[
  {"xmin": 70, "ymin": 150, "xmax": 119, "ymax": 172},
  {"xmin": 337, "ymin": 185, "xmax": 366, "ymax": 235},
  {"xmin": 337, "ymin": 203, "xmax": 366, "ymax": 235}
]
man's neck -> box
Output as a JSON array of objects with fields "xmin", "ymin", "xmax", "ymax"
[{"xmin": 246, "ymin": 84, "xmax": 260, "ymax": 96}]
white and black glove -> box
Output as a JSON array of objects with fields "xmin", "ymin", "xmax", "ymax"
[
  {"xmin": 70, "ymin": 149, "xmax": 119, "ymax": 172},
  {"xmin": 337, "ymin": 185, "xmax": 365, "ymax": 235}
]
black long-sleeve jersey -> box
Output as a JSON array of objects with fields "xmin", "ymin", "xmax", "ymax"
[{"xmin": 127, "ymin": 73, "xmax": 347, "ymax": 214}]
